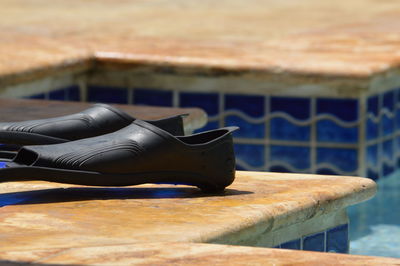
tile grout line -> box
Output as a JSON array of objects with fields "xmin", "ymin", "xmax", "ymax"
[
  {"xmin": 219, "ymin": 92, "xmax": 225, "ymax": 128},
  {"xmin": 392, "ymin": 89, "xmax": 397, "ymax": 170},
  {"xmin": 77, "ymin": 77, "xmax": 87, "ymax": 102},
  {"xmin": 127, "ymin": 76, "xmax": 133, "ymax": 105},
  {"xmin": 378, "ymin": 93, "xmax": 383, "ymax": 177},
  {"xmin": 310, "ymin": 97, "xmax": 317, "ymax": 173},
  {"xmin": 357, "ymin": 94, "xmax": 367, "ymax": 177},
  {"xmin": 173, "ymin": 89, "xmax": 179, "ymax": 108},
  {"xmin": 264, "ymin": 95, "xmax": 270, "ymax": 171}
]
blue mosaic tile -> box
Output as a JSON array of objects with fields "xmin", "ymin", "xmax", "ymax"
[
  {"xmin": 270, "ymin": 146, "xmax": 310, "ymax": 170},
  {"xmin": 234, "ymin": 144, "xmax": 265, "ymax": 168},
  {"xmin": 397, "ymin": 88, "xmax": 400, "ymax": 103},
  {"xmin": 180, "ymin": 92, "xmax": 219, "ymax": 116},
  {"xmin": 366, "ymin": 145, "xmax": 378, "ymax": 167},
  {"xmin": 48, "ymin": 86, "xmax": 80, "ymax": 101},
  {"xmin": 383, "ymin": 163, "xmax": 395, "ymax": 177},
  {"xmin": 134, "ymin": 88, "xmax": 173, "ymax": 107},
  {"xmin": 235, "ymin": 164, "xmax": 247, "ymax": 171},
  {"xmin": 303, "ymin": 232, "xmax": 325, "ymax": 252},
  {"xmin": 317, "ymin": 148, "xmax": 358, "ymax": 172},
  {"xmin": 269, "ymin": 165, "xmax": 292, "ymax": 173},
  {"xmin": 317, "ymin": 120, "xmax": 358, "ymax": 143},
  {"xmin": 366, "ymin": 118, "xmax": 379, "ymax": 140},
  {"xmin": 327, "ymin": 224, "xmax": 348, "ymax": 253},
  {"xmin": 88, "ymin": 86, "xmax": 128, "ymax": 104},
  {"xmin": 381, "ymin": 114, "xmax": 394, "ymax": 137},
  {"xmin": 195, "ymin": 121, "xmax": 219, "ymax": 133},
  {"xmin": 367, "ymin": 169, "xmax": 379, "ymax": 180},
  {"xmin": 280, "ymin": 239, "xmax": 301, "ymax": 250},
  {"xmin": 396, "ymin": 109, "xmax": 400, "ymax": 130},
  {"xmin": 381, "ymin": 88, "xmax": 395, "ymax": 136},
  {"xmin": 316, "ymin": 168, "xmax": 339, "ymax": 176},
  {"xmin": 27, "ymin": 93, "xmax": 46, "ymax": 99},
  {"xmin": 382, "ymin": 139, "xmax": 393, "ymax": 161},
  {"xmin": 317, "ymin": 98, "xmax": 358, "ymax": 122},
  {"xmin": 49, "ymin": 88, "xmax": 66, "ymax": 100},
  {"xmin": 367, "ymin": 95, "xmax": 379, "ymax": 116},
  {"xmin": 270, "ymin": 118, "xmax": 310, "ymax": 141},
  {"xmin": 65, "ymin": 85, "xmax": 80, "ymax": 101},
  {"xmin": 225, "ymin": 94, "xmax": 265, "ymax": 117},
  {"xmin": 270, "ymin": 97, "xmax": 310, "ymax": 120},
  {"xmin": 383, "ymin": 91, "xmax": 395, "ymax": 111},
  {"xmin": 273, "ymin": 245, "xmax": 281, "ymax": 249},
  {"xmin": 225, "ymin": 116, "xmax": 264, "ymax": 138}
]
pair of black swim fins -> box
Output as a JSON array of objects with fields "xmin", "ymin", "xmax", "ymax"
[{"xmin": 0, "ymin": 104, "xmax": 238, "ymax": 192}]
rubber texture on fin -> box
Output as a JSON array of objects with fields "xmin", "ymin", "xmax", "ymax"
[
  {"xmin": 0, "ymin": 151, "xmax": 17, "ymax": 161},
  {"xmin": 0, "ymin": 120, "xmax": 238, "ymax": 192},
  {"xmin": 0, "ymin": 103, "xmax": 185, "ymax": 148}
]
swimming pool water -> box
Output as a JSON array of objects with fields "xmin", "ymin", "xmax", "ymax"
[{"xmin": 348, "ymin": 171, "xmax": 400, "ymax": 258}]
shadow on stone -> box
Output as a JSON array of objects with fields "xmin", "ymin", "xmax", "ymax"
[
  {"xmin": 0, "ymin": 260, "xmax": 72, "ymax": 266},
  {"xmin": 0, "ymin": 187, "xmax": 253, "ymax": 207}
]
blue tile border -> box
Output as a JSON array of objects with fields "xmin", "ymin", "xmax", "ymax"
[
  {"xmin": 225, "ymin": 94, "xmax": 265, "ymax": 117},
  {"xmin": 317, "ymin": 120, "xmax": 358, "ymax": 143},
  {"xmin": 317, "ymin": 98, "xmax": 358, "ymax": 122},
  {"xmin": 275, "ymin": 224, "xmax": 349, "ymax": 253},
  {"xmin": 27, "ymin": 93, "xmax": 46, "ymax": 100},
  {"xmin": 327, "ymin": 224, "xmax": 349, "ymax": 253},
  {"xmin": 280, "ymin": 239, "xmax": 301, "ymax": 250},
  {"xmin": 225, "ymin": 116, "xmax": 265, "ymax": 138},
  {"xmin": 26, "ymin": 85, "xmax": 80, "ymax": 101},
  {"xmin": 134, "ymin": 88, "xmax": 173, "ymax": 107},
  {"xmin": 270, "ymin": 118, "xmax": 310, "ymax": 141},
  {"xmin": 180, "ymin": 92, "xmax": 219, "ymax": 116},
  {"xmin": 367, "ymin": 95, "xmax": 379, "ymax": 116},
  {"xmin": 271, "ymin": 97, "xmax": 310, "ymax": 120},
  {"xmin": 50, "ymin": 86, "xmax": 80, "ymax": 101},
  {"xmin": 234, "ymin": 144, "xmax": 265, "ymax": 169},
  {"xmin": 21, "ymin": 85, "xmax": 400, "ymax": 180},
  {"xmin": 270, "ymin": 145, "xmax": 310, "ymax": 171},
  {"xmin": 88, "ymin": 86, "xmax": 128, "ymax": 104},
  {"xmin": 303, "ymin": 232, "xmax": 325, "ymax": 252},
  {"xmin": 317, "ymin": 148, "xmax": 358, "ymax": 173}
]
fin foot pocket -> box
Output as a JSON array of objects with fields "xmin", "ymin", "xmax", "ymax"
[
  {"xmin": 13, "ymin": 148, "xmax": 38, "ymax": 166},
  {"xmin": 0, "ymin": 120, "xmax": 238, "ymax": 191}
]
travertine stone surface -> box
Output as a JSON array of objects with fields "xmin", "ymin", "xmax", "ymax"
[
  {"xmin": 1, "ymin": 242, "xmax": 400, "ymax": 265},
  {"xmin": 0, "ymin": 171, "xmax": 376, "ymax": 252},
  {"xmin": 0, "ymin": 98, "xmax": 207, "ymax": 133},
  {"xmin": 2, "ymin": 0, "xmax": 400, "ymax": 87},
  {"xmin": 220, "ymin": 209, "xmax": 348, "ymax": 247}
]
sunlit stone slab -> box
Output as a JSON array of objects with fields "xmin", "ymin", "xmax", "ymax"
[
  {"xmin": 1, "ymin": 242, "xmax": 399, "ymax": 266},
  {"xmin": 2, "ymin": 0, "xmax": 400, "ymax": 84},
  {"xmin": 0, "ymin": 171, "xmax": 376, "ymax": 251}
]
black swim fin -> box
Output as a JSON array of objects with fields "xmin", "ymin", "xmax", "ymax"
[
  {"xmin": 0, "ymin": 103, "xmax": 186, "ymax": 147},
  {"xmin": 0, "ymin": 120, "xmax": 238, "ymax": 192}
]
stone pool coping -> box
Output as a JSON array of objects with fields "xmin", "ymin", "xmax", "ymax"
[
  {"xmin": 2, "ymin": 0, "xmax": 400, "ymax": 89},
  {"xmin": 2, "ymin": 242, "xmax": 400, "ymax": 265},
  {"xmin": 0, "ymin": 171, "xmax": 375, "ymax": 251}
]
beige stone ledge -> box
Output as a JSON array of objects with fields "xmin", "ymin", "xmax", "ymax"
[
  {"xmin": 0, "ymin": 171, "xmax": 376, "ymax": 252},
  {"xmin": 3, "ymin": 0, "xmax": 400, "ymax": 90},
  {"xmin": 1, "ymin": 242, "xmax": 399, "ymax": 265}
]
